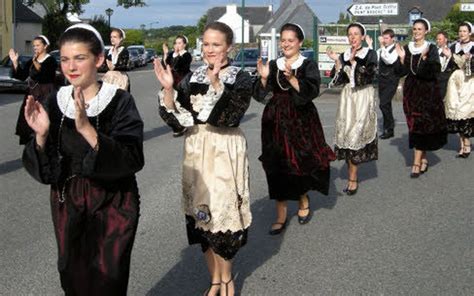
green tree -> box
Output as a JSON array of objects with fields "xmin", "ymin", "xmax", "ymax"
[
  {"xmin": 427, "ymin": 1, "xmax": 474, "ymax": 41},
  {"xmin": 42, "ymin": 12, "xmax": 71, "ymax": 50},
  {"xmin": 197, "ymin": 14, "xmax": 208, "ymax": 34},
  {"xmin": 89, "ymin": 15, "xmax": 111, "ymax": 45},
  {"xmin": 26, "ymin": 0, "xmax": 147, "ymax": 14},
  {"xmin": 123, "ymin": 29, "xmax": 144, "ymax": 47}
]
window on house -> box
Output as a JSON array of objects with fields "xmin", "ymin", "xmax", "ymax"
[{"xmin": 25, "ymin": 40, "xmax": 32, "ymax": 55}]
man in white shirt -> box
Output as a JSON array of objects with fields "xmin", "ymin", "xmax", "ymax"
[{"xmin": 377, "ymin": 29, "xmax": 400, "ymax": 140}]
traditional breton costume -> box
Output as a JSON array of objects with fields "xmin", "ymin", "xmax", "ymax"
[
  {"xmin": 331, "ymin": 47, "xmax": 379, "ymax": 164},
  {"xmin": 159, "ymin": 64, "xmax": 252, "ymax": 260},
  {"xmin": 437, "ymin": 44, "xmax": 452, "ymax": 99},
  {"xmin": 159, "ymin": 48, "xmax": 193, "ymax": 135},
  {"xmin": 398, "ymin": 40, "xmax": 447, "ymax": 150},
  {"xmin": 13, "ymin": 36, "xmax": 57, "ymax": 144},
  {"xmin": 443, "ymin": 40, "xmax": 474, "ymax": 137},
  {"xmin": 377, "ymin": 42, "xmax": 401, "ymax": 137},
  {"xmin": 104, "ymin": 44, "xmax": 130, "ymax": 91},
  {"xmin": 22, "ymin": 82, "xmax": 144, "ymax": 295},
  {"xmin": 253, "ymin": 54, "xmax": 335, "ymax": 200}
]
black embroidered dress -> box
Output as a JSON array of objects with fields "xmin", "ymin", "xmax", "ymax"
[
  {"xmin": 253, "ymin": 56, "xmax": 335, "ymax": 200},
  {"xmin": 443, "ymin": 41, "xmax": 474, "ymax": 137},
  {"xmin": 398, "ymin": 42, "xmax": 447, "ymax": 150},
  {"xmin": 159, "ymin": 64, "xmax": 252, "ymax": 260},
  {"xmin": 22, "ymin": 82, "xmax": 144, "ymax": 295},
  {"xmin": 13, "ymin": 54, "xmax": 57, "ymax": 144},
  {"xmin": 331, "ymin": 47, "xmax": 378, "ymax": 164}
]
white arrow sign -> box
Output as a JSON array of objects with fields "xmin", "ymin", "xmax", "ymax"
[
  {"xmin": 460, "ymin": 3, "xmax": 474, "ymax": 11},
  {"xmin": 347, "ymin": 3, "xmax": 399, "ymax": 16}
]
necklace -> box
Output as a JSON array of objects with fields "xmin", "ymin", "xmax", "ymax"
[
  {"xmin": 276, "ymin": 68, "xmax": 298, "ymax": 91},
  {"xmin": 409, "ymin": 53, "xmax": 423, "ymax": 76},
  {"xmin": 56, "ymin": 87, "xmax": 100, "ymax": 203}
]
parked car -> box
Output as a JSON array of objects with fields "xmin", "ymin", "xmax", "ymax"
[
  {"xmin": 49, "ymin": 50, "xmax": 69, "ymax": 86},
  {"xmin": 301, "ymin": 49, "xmax": 315, "ymax": 60},
  {"xmin": 0, "ymin": 55, "xmax": 30, "ymax": 92},
  {"xmin": 128, "ymin": 49, "xmax": 141, "ymax": 69},
  {"xmin": 231, "ymin": 48, "xmax": 259, "ymax": 78},
  {"xmin": 145, "ymin": 48, "xmax": 156, "ymax": 63},
  {"xmin": 127, "ymin": 45, "xmax": 147, "ymax": 67}
]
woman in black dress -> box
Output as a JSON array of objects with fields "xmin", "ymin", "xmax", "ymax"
[
  {"xmin": 395, "ymin": 18, "xmax": 447, "ymax": 177},
  {"xmin": 10, "ymin": 35, "xmax": 57, "ymax": 144},
  {"xmin": 104, "ymin": 28, "xmax": 130, "ymax": 91},
  {"xmin": 254, "ymin": 23, "xmax": 335, "ymax": 234},
  {"xmin": 155, "ymin": 22, "xmax": 252, "ymax": 296},
  {"xmin": 327, "ymin": 22, "xmax": 378, "ymax": 195},
  {"xmin": 442, "ymin": 22, "xmax": 474, "ymax": 158},
  {"xmin": 159, "ymin": 35, "xmax": 193, "ymax": 137},
  {"xmin": 22, "ymin": 23, "xmax": 144, "ymax": 295}
]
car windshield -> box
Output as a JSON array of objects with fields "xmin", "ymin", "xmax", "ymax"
[
  {"xmin": 235, "ymin": 49, "xmax": 259, "ymax": 61},
  {"xmin": 129, "ymin": 50, "xmax": 138, "ymax": 57}
]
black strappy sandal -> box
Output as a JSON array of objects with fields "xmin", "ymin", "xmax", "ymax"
[
  {"xmin": 420, "ymin": 160, "xmax": 429, "ymax": 174},
  {"xmin": 221, "ymin": 277, "xmax": 234, "ymax": 296},
  {"xmin": 204, "ymin": 282, "xmax": 220, "ymax": 296},
  {"xmin": 343, "ymin": 179, "xmax": 358, "ymax": 195},
  {"xmin": 410, "ymin": 164, "xmax": 421, "ymax": 178}
]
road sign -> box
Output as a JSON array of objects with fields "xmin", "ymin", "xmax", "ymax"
[
  {"xmin": 347, "ymin": 3, "xmax": 399, "ymax": 16},
  {"xmin": 460, "ymin": 3, "xmax": 474, "ymax": 11},
  {"xmin": 319, "ymin": 36, "xmax": 349, "ymax": 45}
]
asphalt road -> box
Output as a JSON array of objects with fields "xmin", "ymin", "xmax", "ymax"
[{"xmin": 1, "ymin": 64, "xmax": 472, "ymax": 295}]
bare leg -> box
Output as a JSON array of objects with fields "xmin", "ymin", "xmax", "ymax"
[
  {"xmin": 462, "ymin": 135, "xmax": 471, "ymax": 153},
  {"xmin": 412, "ymin": 149, "xmax": 423, "ymax": 174},
  {"xmin": 216, "ymin": 255, "xmax": 234, "ymax": 296},
  {"xmin": 204, "ymin": 249, "xmax": 221, "ymax": 296},
  {"xmin": 347, "ymin": 160, "xmax": 358, "ymax": 190},
  {"xmin": 271, "ymin": 200, "xmax": 288, "ymax": 230}
]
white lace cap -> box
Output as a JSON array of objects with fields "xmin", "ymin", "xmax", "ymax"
[
  {"xmin": 119, "ymin": 28, "xmax": 126, "ymax": 39},
  {"xmin": 285, "ymin": 23, "xmax": 305, "ymax": 40},
  {"xmin": 349, "ymin": 22, "xmax": 366, "ymax": 36},
  {"xmin": 37, "ymin": 35, "xmax": 50, "ymax": 46},
  {"xmin": 461, "ymin": 21, "xmax": 473, "ymax": 34},
  {"xmin": 415, "ymin": 18, "xmax": 431, "ymax": 32},
  {"xmin": 66, "ymin": 23, "xmax": 105, "ymax": 50}
]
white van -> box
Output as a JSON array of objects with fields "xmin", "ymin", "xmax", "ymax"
[{"xmin": 127, "ymin": 45, "xmax": 147, "ymax": 67}]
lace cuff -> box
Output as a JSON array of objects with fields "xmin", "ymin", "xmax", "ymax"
[
  {"xmin": 197, "ymin": 80, "xmax": 224, "ymax": 122},
  {"xmin": 158, "ymin": 89, "xmax": 194, "ymax": 127}
]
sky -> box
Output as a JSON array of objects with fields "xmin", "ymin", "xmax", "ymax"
[{"xmin": 81, "ymin": 0, "xmax": 353, "ymax": 29}]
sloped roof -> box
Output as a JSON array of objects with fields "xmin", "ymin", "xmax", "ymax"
[
  {"xmin": 15, "ymin": 2, "xmax": 43, "ymax": 23},
  {"xmin": 354, "ymin": 0, "xmax": 458, "ymax": 24},
  {"xmin": 207, "ymin": 6, "xmax": 272, "ymax": 26},
  {"xmin": 259, "ymin": 0, "xmax": 318, "ymax": 34}
]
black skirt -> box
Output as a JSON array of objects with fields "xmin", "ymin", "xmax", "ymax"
[
  {"xmin": 408, "ymin": 131, "xmax": 447, "ymax": 151},
  {"xmin": 447, "ymin": 118, "xmax": 474, "ymax": 138}
]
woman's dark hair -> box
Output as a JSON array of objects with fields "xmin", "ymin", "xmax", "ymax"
[
  {"xmin": 59, "ymin": 28, "xmax": 103, "ymax": 56},
  {"xmin": 280, "ymin": 23, "xmax": 305, "ymax": 41},
  {"xmin": 413, "ymin": 19, "xmax": 429, "ymax": 31},
  {"xmin": 347, "ymin": 23, "xmax": 365, "ymax": 36},
  {"xmin": 459, "ymin": 22, "xmax": 472, "ymax": 33},
  {"xmin": 204, "ymin": 22, "xmax": 234, "ymax": 45},
  {"xmin": 111, "ymin": 28, "xmax": 124, "ymax": 38},
  {"xmin": 33, "ymin": 36, "xmax": 48, "ymax": 47},
  {"xmin": 176, "ymin": 35, "xmax": 187, "ymax": 44}
]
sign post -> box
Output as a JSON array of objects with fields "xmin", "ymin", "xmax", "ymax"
[
  {"xmin": 460, "ymin": 3, "xmax": 474, "ymax": 11},
  {"xmin": 347, "ymin": 3, "xmax": 399, "ymax": 17}
]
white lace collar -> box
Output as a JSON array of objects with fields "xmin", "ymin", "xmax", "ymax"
[
  {"xmin": 190, "ymin": 64, "xmax": 240, "ymax": 85},
  {"xmin": 343, "ymin": 47, "xmax": 370, "ymax": 61},
  {"xmin": 276, "ymin": 54, "xmax": 306, "ymax": 70},
  {"xmin": 37, "ymin": 54, "xmax": 51, "ymax": 63},
  {"xmin": 408, "ymin": 41, "xmax": 429, "ymax": 55},
  {"xmin": 454, "ymin": 41, "xmax": 473, "ymax": 54},
  {"xmin": 57, "ymin": 82, "xmax": 118, "ymax": 119},
  {"xmin": 172, "ymin": 50, "xmax": 187, "ymax": 58},
  {"xmin": 108, "ymin": 46, "xmax": 124, "ymax": 65}
]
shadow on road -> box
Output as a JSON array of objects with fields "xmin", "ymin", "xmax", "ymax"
[
  {"xmin": 146, "ymin": 166, "xmax": 341, "ymax": 295},
  {"xmin": 143, "ymin": 126, "xmax": 172, "ymax": 141},
  {"xmin": 0, "ymin": 158, "xmax": 22, "ymax": 175},
  {"xmin": 389, "ymin": 133, "xmax": 441, "ymax": 167}
]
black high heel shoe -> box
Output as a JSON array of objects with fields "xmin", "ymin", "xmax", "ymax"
[
  {"xmin": 456, "ymin": 145, "xmax": 471, "ymax": 158},
  {"xmin": 343, "ymin": 179, "xmax": 358, "ymax": 195},
  {"xmin": 410, "ymin": 164, "xmax": 421, "ymax": 178},
  {"xmin": 269, "ymin": 220, "xmax": 287, "ymax": 235},
  {"xmin": 204, "ymin": 282, "xmax": 220, "ymax": 296},
  {"xmin": 297, "ymin": 206, "xmax": 312, "ymax": 224},
  {"xmin": 420, "ymin": 160, "xmax": 429, "ymax": 174}
]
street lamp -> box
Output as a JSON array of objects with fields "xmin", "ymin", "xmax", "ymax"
[{"xmin": 105, "ymin": 8, "xmax": 114, "ymax": 27}]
